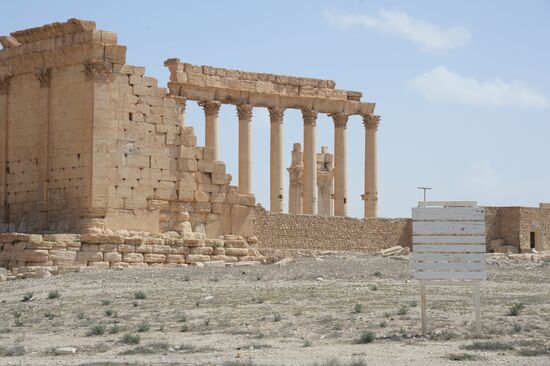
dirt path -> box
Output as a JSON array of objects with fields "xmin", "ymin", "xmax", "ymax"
[{"xmin": 0, "ymin": 253, "xmax": 549, "ymax": 365}]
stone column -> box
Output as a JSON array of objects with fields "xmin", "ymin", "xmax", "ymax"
[
  {"xmin": 35, "ymin": 68, "xmax": 52, "ymax": 226},
  {"xmin": 302, "ymin": 109, "xmax": 318, "ymax": 215},
  {"xmin": 198, "ymin": 100, "xmax": 221, "ymax": 160},
  {"xmin": 330, "ymin": 113, "xmax": 348, "ymax": 217},
  {"xmin": 316, "ymin": 146, "xmax": 333, "ymax": 216},
  {"xmin": 362, "ymin": 114, "xmax": 380, "ymax": 218},
  {"xmin": 269, "ymin": 106, "xmax": 284, "ymax": 212},
  {"xmin": 287, "ymin": 143, "xmax": 303, "ymax": 214},
  {"xmin": 237, "ymin": 104, "xmax": 253, "ymax": 194}
]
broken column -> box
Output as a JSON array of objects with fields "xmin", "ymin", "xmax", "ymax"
[
  {"xmin": 287, "ymin": 143, "xmax": 303, "ymax": 214},
  {"xmin": 317, "ymin": 146, "xmax": 334, "ymax": 216}
]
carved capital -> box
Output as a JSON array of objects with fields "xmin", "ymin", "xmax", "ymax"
[
  {"xmin": 198, "ymin": 100, "xmax": 221, "ymax": 117},
  {"xmin": 236, "ymin": 104, "xmax": 253, "ymax": 121},
  {"xmin": 362, "ymin": 114, "xmax": 380, "ymax": 130},
  {"xmin": 0, "ymin": 75, "xmax": 12, "ymax": 95},
  {"xmin": 34, "ymin": 67, "xmax": 52, "ymax": 88},
  {"xmin": 268, "ymin": 106, "xmax": 284, "ymax": 124},
  {"xmin": 302, "ymin": 109, "xmax": 318, "ymax": 126},
  {"xmin": 173, "ymin": 96, "xmax": 187, "ymax": 114},
  {"xmin": 329, "ymin": 112, "xmax": 349, "ymax": 128},
  {"xmin": 84, "ymin": 59, "xmax": 112, "ymax": 82}
]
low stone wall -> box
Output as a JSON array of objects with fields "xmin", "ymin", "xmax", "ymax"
[
  {"xmin": 0, "ymin": 232, "xmax": 263, "ymax": 272},
  {"xmin": 253, "ymin": 207, "xmax": 412, "ymax": 252}
]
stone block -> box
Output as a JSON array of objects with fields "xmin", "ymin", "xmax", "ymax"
[
  {"xmin": 21, "ymin": 250, "xmax": 49, "ymax": 262},
  {"xmin": 104, "ymin": 252, "xmax": 122, "ymax": 262},
  {"xmin": 77, "ymin": 251, "xmax": 103, "ymax": 262},
  {"xmin": 186, "ymin": 254, "xmax": 210, "ymax": 263},
  {"xmin": 118, "ymin": 244, "xmax": 135, "ymax": 253},
  {"xmin": 135, "ymin": 245, "xmax": 154, "ymax": 253},
  {"xmin": 225, "ymin": 248, "xmax": 249, "ymax": 257},
  {"xmin": 166, "ymin": 254, "xmax": 185, "ymax": 263},
  {"xmin": 144, "ymin": 254, "xmax": 166, "ymax": 263},
  {"xmin": 190, "ymin": 246, "xmax": 214, "ymax": 255},
  {"xmin": 122, "ymin": 253, "xmax": 144, "ymax": 263},
  {"xmin": 152, "ymin": 245, "xmax": 172, "ymax": 254},
  {"xmin": 49, "ymin": 250, "xmax": 77, "ymax": 263}
]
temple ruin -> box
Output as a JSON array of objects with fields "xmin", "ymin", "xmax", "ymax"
[{"xmin": 0, "ymin": 19, "xmax": 546, "ymax": 273}]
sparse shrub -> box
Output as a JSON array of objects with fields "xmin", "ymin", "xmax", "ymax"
[
  {"xmin": 398, "ymin": 304, "xmax": 409, "ymax": 315},
  {"xmin": 383, "ymin": 312, "xmax": 392, "ymax": 318},
  {"xmin": 203, "ymin": 318, "xmax": 211, "ymax": 326},
  {"xmin": 134, "ymin": 291, "xmax": 146, "ymax": 300},
  {"xmin": 122, "ymin": 333, "xmax": 141, "ymax": 345},
  {"xmin": 370, "ymin": 284, "xmax": 378, "ymax": 291},
  {"xmin": 354, "ymin": 304, "xmax": 365, "ymax": 314},
  {"xmin": 195, "ymin": 301, "xmax": 200, "ymax": 307},
  {"xmin": 132, "ymin": 301, "xmax": 139, "ymax": 307},
  {"xmin": 509, "ymin": 303, "xmax": 525, "ymax": 316},
  {"xmin": 183, "ymin": 275, "xmax": 191, "ymax": 282},
  {"xmin": 273, "ymin": 313, "xmax": 282, "ymax": 322},
  {"xmin": 87, "ymin": 325, "xmax": 106, "ymax": 336},
  {"xmin": 447, "ymin": 353, "xmax": 480, "ymax": 361},
  {"xmin": 78, "ymin": 311, "xmax": 88, "ymax": 320},
  {"xmin": 180, "ymin": 324, "xmax": 189, "ymax": 332},
  {"xmin": 462, "ymin": 341, "xmax": 513, "ymax": 351},
  {"xmin": 512, "ymin": 323, "xmax": 522, "ymax": 333},
  {"xmin": 358, "ymin": 330, "xmax": 375, "ymax": 344},
  {"xmin": 373, "ymin": 271, "xmax": 382, "ymax": 277},
  {"xmin": 256, "ymin": 276, "xmax": 262, "ymax": 281},
  {"xmin": 21, "ymin": 292, "xmax": 34, "ymax": 302},
  {"xmin": 13, "ymin": 319, "xmax": 23, "ymax": 327},
  {"xmin": 44, "ymin": 311, "xmax": 55, "ymax": 320},
  {"xmin": 379, "ymin": 320, "xmax": 388, "ymax": 328},
  {"xmin": 178, "ymin": 313, "xmax": 187, "ymax": 322},
  {"xmin": 137, "ymin": 321, "xmax": 150, "ymax": 332},
  {"xmin": 0, "ymin": 345, "xmax": 25, "ymax": 357},
  {"xmin": 109, "ymin": 325, "xmax": 120, "ymax": 334},
  {"xmin": 517, "ymin": 347, "xmax": 550, "ymax": 357},
  {"xmin": 47, "ymin": 290, "xmax": 61, "ymax": 299},
  {"xmin": 303, "ymin": 339, "xmax": 312, "ymax": 347},
  {"xmin": 101, "ymin": 299, "xmax": 111, "ymax": 306},
  {"xmin": 12, "ymin": 311, "xmax": 21, "ymax": 318}
]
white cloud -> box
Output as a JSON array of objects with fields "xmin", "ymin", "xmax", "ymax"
[
  {"xmin": 324, "ymin": 8, "xmax": 471, "ymax": 52},
  {"xmin": 408, "ymin": 66, "xmax": 548, "ymax": 109}
]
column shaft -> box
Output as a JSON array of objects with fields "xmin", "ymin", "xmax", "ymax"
[
  {"xmin": 363, "ymin": 114, "xmax": 380, "ymax": 218},
  {"xmin": 331, "ymin": 113, "xmax": 348, "ymax": 216},
  {"xmin": 199, "ymin": 101, "xmax": 221, "ymax": 160},
  {"xmin": 302, "ymin": 109, "xmax": 317, "ymax": 215},
  {"xmin": 269, "ymin": 107, "xmax": 284, "ymax": 212},
  {"xmin": 237, "ymin": 104, "xmax": 253, "ymax": 194}
]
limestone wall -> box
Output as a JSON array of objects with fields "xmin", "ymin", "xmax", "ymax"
[
  {"xmin": 0, "ymin": 231, "xmax": 263, "ymax": 271},
  {"xmin": 253, "ymin": 206, "xmax": 412, "ymax": 252},
  {"xmin": 0, "ymin": 19, "xmax": 255, "ymax": 236}
]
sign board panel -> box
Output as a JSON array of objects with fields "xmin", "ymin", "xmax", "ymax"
[{"xmin": 411, "ymin": 201, "xmax": 486, "ymax": 335}]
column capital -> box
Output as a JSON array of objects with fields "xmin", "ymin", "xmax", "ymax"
[
  {"xmin": 302, "ymin": 109, "xmax": 318, "ymax": 126},
  {"xmin": 363, "ymin": 114, "xmax": 381, "ymax": 130},
  {"xmin": 34, "ymin": 67, "xmax": 52, "ymax": 88},
  {"xmin": 237, "ymin": 103, "xmax": 253, "ymax": 120},
  {"xmin": 329, "ymin": 112, "xmax": 349, "ymax": 128},
  {"xmin": 268, "ymin": 106, "xmax": 285, "ymax": 124},
  {"xmin": 198, "ymin": 100, "xmax": 221, "ymax": 117}
]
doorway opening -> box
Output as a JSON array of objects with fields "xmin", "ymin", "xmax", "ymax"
[{"xmin": 530, "ymin": 230, "xmax": 543, "ymax": 251}]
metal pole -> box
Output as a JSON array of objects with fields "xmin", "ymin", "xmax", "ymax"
[{"xmin": 417, "ymin": 187, "xmax": 432, "ymax": 202}]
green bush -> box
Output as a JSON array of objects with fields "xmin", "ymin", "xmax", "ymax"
[
  {"xmin": 47, "ymin": 290, "xmax": 61, "ymax": 299},
  {"xmin": 509, "ymin": 303, "xmax": 525, "ymax": 316},
  {"xmin": 134, "ymin": 291, "xmax": 146, "ymax": 300},
  {"xmin": 354, "ymin": 304, "xmax": 365, "ymax": 314},
  {"xmin": 122, "ymin": 333, "xmax": 141, "ymax": 345},
  {"xmin": 358, "ymin": 331, "xmax": 375, "ymax": 344}
]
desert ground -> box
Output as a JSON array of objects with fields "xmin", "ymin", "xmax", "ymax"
[{"xmin": 0, "ymin": 253, "xmax": 549, "ymax": 366}]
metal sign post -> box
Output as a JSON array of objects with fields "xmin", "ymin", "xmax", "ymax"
[{"xmin": 412, "ymin": 201, "xmax": 486, "ymax": 336}]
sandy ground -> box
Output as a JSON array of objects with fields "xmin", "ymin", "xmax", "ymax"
[{"xmin": 0, "ymin": 253, "xmax": 549, "ymax": 366}]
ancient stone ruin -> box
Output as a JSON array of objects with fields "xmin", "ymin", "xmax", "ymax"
[{"xmin": 0, "ymin": 19, "xmax": 546, "ymax": 276}]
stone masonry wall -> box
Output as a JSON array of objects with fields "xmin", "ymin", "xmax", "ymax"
[
  {"xmin": 0, "ymin": 19, "xmax": 255, "ymax": 237},
  {"xmin": 0, "ymin": 231, "xmax": 263, "ymax": 272},
  {"xmin": 253, "ymin": 206, "xmax": 412, "ymax": 252}
]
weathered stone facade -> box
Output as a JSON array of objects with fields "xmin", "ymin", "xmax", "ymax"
[
  {"xmin": 253, "ymin": 206, "xmax": 412, "ymax": 252},
  {"xmin": 0, "ymin": 19, "xmax": 255, "ymax": 237},
  {"xmin": 485, "ymin": 205, "xmax": 550, "ymax": 252}
]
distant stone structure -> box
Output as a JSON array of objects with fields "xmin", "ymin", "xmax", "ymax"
[{"xmin": 287, "ymin": 144, "xmax": 334, "ymax": 216}]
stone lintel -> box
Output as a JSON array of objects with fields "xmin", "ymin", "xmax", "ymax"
[
  {"xmin": 168, "ymin": 82, "xmax": 375, "ymax": 116},
  {"xmin": 10, "ymin": 18, "xmax": 96, "ymax": 44}
]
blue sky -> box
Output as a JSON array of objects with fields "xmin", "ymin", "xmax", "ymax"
[{"xmin": 2, "ymin": 1, "xmax": 549, "ymax": 218}]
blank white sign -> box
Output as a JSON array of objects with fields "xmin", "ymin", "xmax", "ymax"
[{"xmin": 412, "ymin": 201, "xmax": 487, "ymax": 282}]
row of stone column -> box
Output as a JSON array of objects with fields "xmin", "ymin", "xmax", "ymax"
[{"xmin": 177, "ymin": 99, "xmax": 380, "ymax": 218}]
